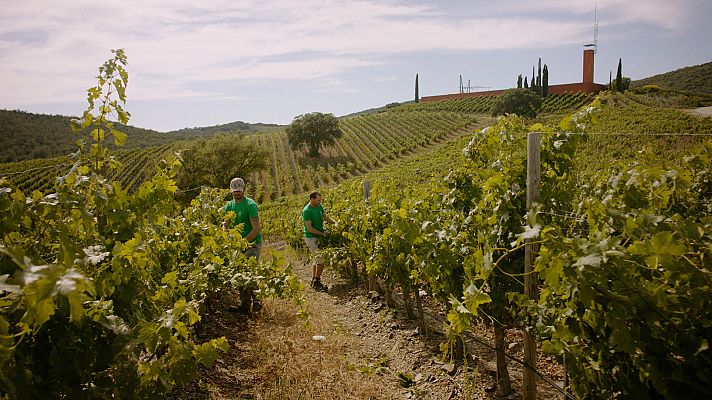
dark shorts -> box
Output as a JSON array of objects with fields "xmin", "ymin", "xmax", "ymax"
[{"xmin": 245, "ymin": 243, "xmax": 262, "ymax": 263}]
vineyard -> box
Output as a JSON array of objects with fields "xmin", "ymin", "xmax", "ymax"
[
  {"xmin": 575, "ymin": 91, "xmax": 712, "ymax": 175},
  {"xmin": 250, "ymin": 111, "xmax": 479, "ymax": 202},
  {"xmin": 262, "ymin": 94, "xmax": 712, "ymax": 399},
  {"xmin": 0, "ymin": 51, "xmax": 305, "ymax": 398},
  {"xmin": 0, "ymin": 111, "xmax": 480, "ymax": 202},
  {"xmin": 390, "ymin": 92, "xmax": 594, "ymax": 115},
  {"xmin": 3, "ymin": 47, "xmax": 712, "ymax": 399},
  {"xmin": 0, "ymin": 92, "xmax": 596, "ymax": 201},
  {"xmin": 539, "ymin": 92, "xmax": 595, "ymax": 113},
  {"xmin": 0, "ymin": 144, "xmax": 175, "ymax": 195},
  {"xmin": 0, "ymin": 156, "xmax": 69, "ymax": 194}
]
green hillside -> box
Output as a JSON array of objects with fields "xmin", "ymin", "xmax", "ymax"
[
  {"xmin": 264, "ymin": 91, "xmax": 711, "ymax": 220},
  {"xmin": 631, "ymin": 60, "xmax": 712, "ymax": 94},
  {"xmin": 249, "ymin": 110, "xmax": 482, "ymax": 203},
  {"xmin": 4, "ymin": 51, "xmax": 711, "ymax": 399},
  {"xmin": 0, "ymin": 110, "xmax": 483, "ymax": 199},
  {"xmin": 0, "ymin": 109, "xmax": 281, "ymax": 163},
  {"xmin": 0, "ymin": 144, "xmax": 177, "ymax": 195},
  {"xmin": 4, "ymin": 58, "xmax": 712, "ymax": 203},
  {"xmin": 261, "ymin": 91, "xmax": 712, "ymax": 400},
  {"xmin": 7, "ymin": 89, "xmax": 710, "ymax": 203},
  {"xmin": 328, "ymin": 93, "xmax": 711, "ymax": 198},
  {"xmin": 167, "ymin": 120, "xmax": 282, "ymax": 136}
]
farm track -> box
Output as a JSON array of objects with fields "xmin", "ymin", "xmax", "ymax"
[{"xmin": 168, "ymin": 241, "xmax": 565, "ymax": 400}]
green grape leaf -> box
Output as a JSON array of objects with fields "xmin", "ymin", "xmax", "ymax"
[{"xmin": 112, "ymin": 129, "xmax": 128, "ymax": 146}]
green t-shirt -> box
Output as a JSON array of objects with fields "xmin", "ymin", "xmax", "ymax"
[
  {"xmin": 224, "ymin": 197, "xmax": 263, "ymax": 244},
  {"xmin": 302, "ymin": 203, "xmax": 325, "ymax": 238}
]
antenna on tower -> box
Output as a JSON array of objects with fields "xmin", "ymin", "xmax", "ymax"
[
  {"xmin": 583, "ymin": 1, "xmax": 598, "ymax": 54},
  {"xmin": 593, "ymin": 1, "xmax": 598, "ymax": 54}
]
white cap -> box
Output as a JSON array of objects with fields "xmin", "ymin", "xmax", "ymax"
[{"xmin": 230, "ymin": 177, "xmax": 245, "ymax": 192}]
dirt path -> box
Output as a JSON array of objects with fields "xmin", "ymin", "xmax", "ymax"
[
  {"xmin": 169, "ymin": 242, "xmax": 565, "ymax": 399},
  {"xmin": 685, "ymin": 106, "xmax": 712, "ymax": 117}
]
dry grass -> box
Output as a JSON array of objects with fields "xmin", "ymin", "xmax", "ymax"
[
  {"xmin": 169, "ymin": 244, "xmax": 566, "ymax": 400},
  {"xmin": 170, "ymin": 295, "xmax": 406, "ymax": 400},
  {"xmin": 245, "ymin": 299, "xmax": 401, "ymax": 399}
]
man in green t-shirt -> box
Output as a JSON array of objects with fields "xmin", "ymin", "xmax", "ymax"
[
  {"xmin": 302, "ymin": 191, "xmax": 335, "ymax": 292},
  {"xmin": 224, "ymin": 177, "xmax": 263, "ymax": 313}
]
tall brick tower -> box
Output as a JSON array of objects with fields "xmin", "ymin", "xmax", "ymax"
[{"xmin": 583, "ymin": 49, "xmax": 595, "ymax": 83}]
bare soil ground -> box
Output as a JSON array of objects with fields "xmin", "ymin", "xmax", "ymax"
[
  {"xmin": 168, "ymin": 242, "xmax": 566, "ymax": 399},
  {"xmin": 685, "ymin": 106, "xmax": 712, "ymax": 117}
]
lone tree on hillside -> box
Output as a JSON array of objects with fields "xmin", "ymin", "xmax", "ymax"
[
  {"xmin": 490, "ymin": 88, "xmax": 542, "ymax": 118},
  {"xmin": 177, "ymin": 133, "xmax": 269, "ymax": 198},
  {"xmin": 286, "ymin": 112, "xmax": 343, "ymax": 157}
]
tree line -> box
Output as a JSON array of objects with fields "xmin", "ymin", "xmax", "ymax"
[
  {"xmin": 517, "ymin": 57, "xmax": 550, "ymax": 98},
  {"xmin": 0, "ymin": 110, "xmax": 282, "ymax": 164}
]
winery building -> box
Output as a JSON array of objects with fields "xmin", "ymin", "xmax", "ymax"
[{"xmin": 421, "ymin": 50, "xmax": 608, "ymax": 102}]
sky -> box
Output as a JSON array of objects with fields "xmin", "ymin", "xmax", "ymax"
[{"xmin": 1, "ymin": 0, "xmax": 711, "ymax": 132}]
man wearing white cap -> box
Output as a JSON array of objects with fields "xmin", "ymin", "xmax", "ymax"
[{"xmin": 224, "ymin": 177, "xmax": 263, "ymax": 313}]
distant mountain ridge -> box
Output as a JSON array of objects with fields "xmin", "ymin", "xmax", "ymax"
[
  {"xmin": 631, "ymin": 60, "xmax": 712, "ymax": 94},
  {"xmin": 0, "ymin": 109, "xmax": 282, "ymax": 163},
  {"xmin": 167, "ymin": 120, "xmax": 283, "ymax": 136}
]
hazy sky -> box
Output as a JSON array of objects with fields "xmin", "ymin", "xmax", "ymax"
[{"xmin": 1, "ymin": 0, "xmax": 711, "ymax": 132}]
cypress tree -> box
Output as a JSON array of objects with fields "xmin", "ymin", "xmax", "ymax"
[
  {"xmin": 531, "ymin": 66, "xmax": 536, "ymax": 93},
  {"xmin": 616, "ymin": 58, "xmax": 623, "ymax": 92},
  {"xmin": 517, "ymin": 74, "xmax": 523, "ymax": 88},
  {"xmin": 524, "ymin": 76, "xmax": 529, "ymax": 88},
  {"xmin": 609, "ymin": 70, "xmax": 613, "ymax": 91},
  {"xmin": 542, "ymin": 65, "xmax": 549, "ymax": 97},
  {"xmin": 415, "ymin": 73, "xmax": 419, "ymax": 103},
  {"xmin": 537, "ymin": 58, "xmax": 542, "ymax": 96}
]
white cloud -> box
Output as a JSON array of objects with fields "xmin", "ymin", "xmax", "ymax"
[
  {"xmin": 0, "ymin": 0, "xmax": 704, "ymax": 109},
  {"xmin": 479, "ymin": 0, "xmax": 696, "ymax": 30}
]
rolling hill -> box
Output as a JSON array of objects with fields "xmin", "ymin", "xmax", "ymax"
[
  {"xmin": 3, "ymin": 60, "xmax": 712, "ymax": 202},
  {"xmin": 0, "ymin": 109, "xmax": 282, "ymax": 163},
  {"xmin": 631, "ymin": 60, "xmax": 712, "ymax": 94},
  {"xmin": 0, "ymin": 110, "xmax": 482, "ymax": 198}
]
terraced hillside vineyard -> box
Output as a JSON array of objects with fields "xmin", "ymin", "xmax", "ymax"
[
  {"xmin": 1, "ymin": 88, "xmax": 604, "ymax": 200},
  {"xmin": 264, "ymin": 95, "xmax": 712, "ymax": 398},
  {"xmin": 250, "ymin": 111, "xmax": 479, "ymax": 202},
  {"xmin": 539, "ymin": 92, "xmax": 596, "ymax": 113},
  {"xmin": 573, "ymin": 91, "xmax": 712, "ymax": 174},
  {"xmin": 1, "ymin": 110, "xmax": 482, "ymax": 201},
  {"xmin": 0, "ymin": 144, "xmax": 176, "ymax": 195},
  {"xmin": 3, "ymin": 43, "xmax": 711, "ymax": 400},
  {"xmin": 391, "ymin": 92, "xmax": 594, "ymax": 114}
]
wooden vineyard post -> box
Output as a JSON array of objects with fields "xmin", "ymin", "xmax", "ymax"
[
  {"xmin": 524, "ymin": 132, "xmax": 541, "ymax": 400},
  {"xmin": 362, "ymin": 179, "xmax": 371, "ymax": 201},
  {"xmin": 362, "ymin": 180, "xmax": 377, "ymax": 292}
]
